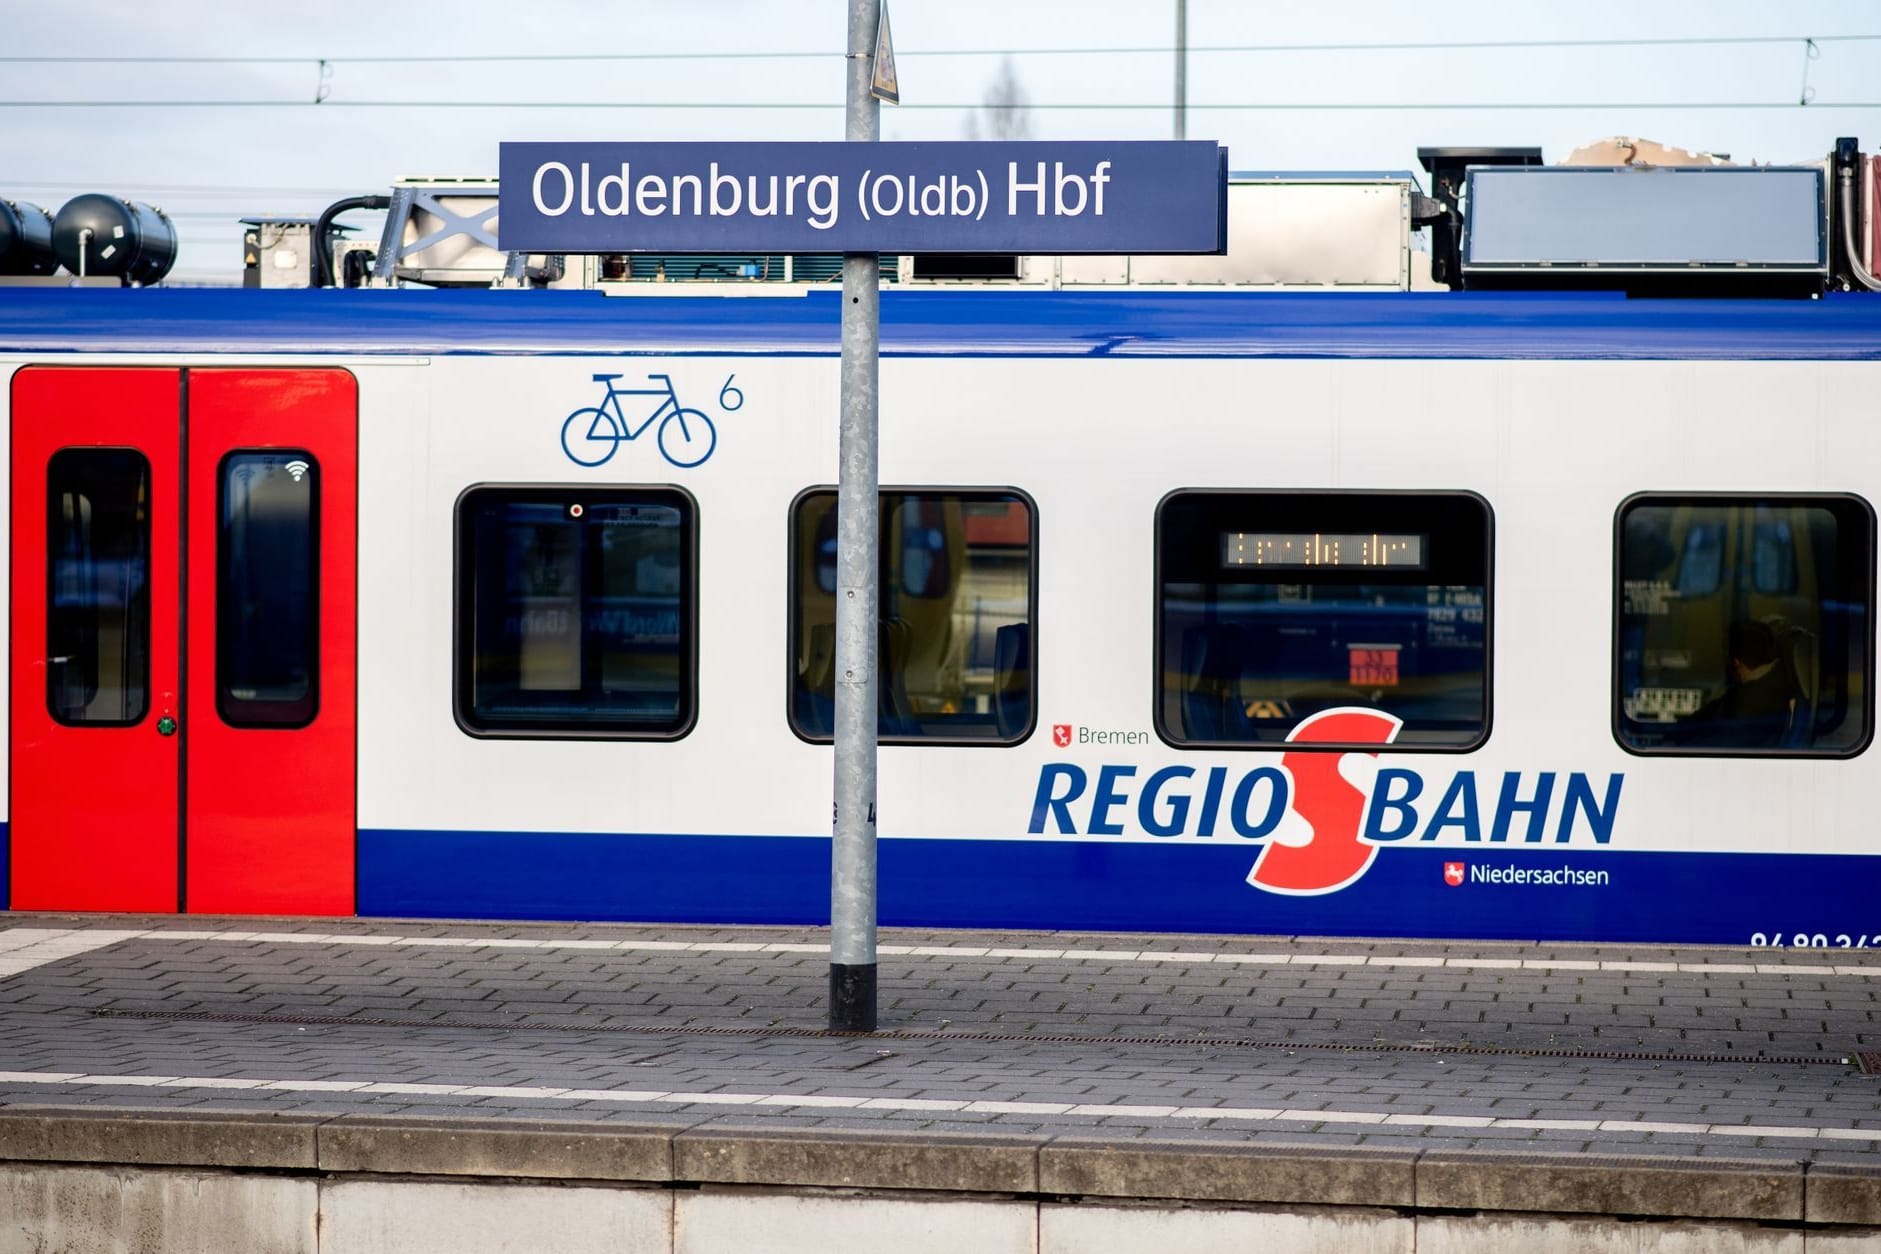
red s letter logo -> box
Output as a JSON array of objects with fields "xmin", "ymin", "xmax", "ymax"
[{"xmin": 1247, "ymin": 707, "xmax": 1402, "ymax": 896}]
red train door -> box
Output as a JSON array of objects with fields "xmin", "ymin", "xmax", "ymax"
[
  {"xmin": 9, "ymin": 367, "xmax": 357, "ymax": 914},
  {"xmin": 185, "ymin": 369, "xmax": 357, "ymax": 914},
  {"xmin": 10, "ymin": 369, "xmax": 181, "ymax": 912}
]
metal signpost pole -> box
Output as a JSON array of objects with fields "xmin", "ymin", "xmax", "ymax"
[
  {"xmin": 1174, "ymin": 0, "xmax": 1188, "ymax": 141},
  {"xmin": 496, "ymin": 116, "xmax": 1221, "ymax": 1041},
  {"xmin": 830, "ymin": 0, "xmax": 882, "ymax": 1032}
]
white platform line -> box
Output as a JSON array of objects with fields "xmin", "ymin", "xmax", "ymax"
[
  {"xmin": 1, "ymin": 1069, "xmax": 1875, "ymax": 1143},
  {"xmin": 0, "ymin": 929, "xmax": 150, "ymax": 979},
  {"xmin": 7, "ymin": 926, "xmax": 1878, "ymax": 980}
]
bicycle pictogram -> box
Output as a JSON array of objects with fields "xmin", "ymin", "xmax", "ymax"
[{"xmin": 559, "ymin": 372, "xmax": 742, "ymax": 469}]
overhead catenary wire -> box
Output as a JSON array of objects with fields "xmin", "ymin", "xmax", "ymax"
[
  {"xmin": 4, "ymin": 33, "xmax": 1874, "ymax": 116},
  {"xmin": 4, "ymin": 181, "xmax": 371, "ymax": 196},
  {"xmin": 0, "ymin": 32, "xmax": 1878, "ymax": 64},
  {"xmin": 2, "ymin": 99, "xmax": 1880, "ymax": 110}
]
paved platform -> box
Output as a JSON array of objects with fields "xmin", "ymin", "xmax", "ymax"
[{"xmin": 2, "ymin": 914, "xmax": 1881, "ymax": 1247}]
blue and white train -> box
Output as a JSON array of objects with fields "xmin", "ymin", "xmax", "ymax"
[{"xmin": 1, "ymin": 283, "xmax": 1878, "ymax": 945}]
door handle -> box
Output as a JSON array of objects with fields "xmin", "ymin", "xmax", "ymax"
[{"xmin": 156, "ymin": 716, "xmax": 178, "ymax": 737}]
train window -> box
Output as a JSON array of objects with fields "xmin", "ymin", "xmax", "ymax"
[
  {"xmin": 218, "ymin": 450, "xmax": 318, "ymax": 728},
  {"xmin": 789, "ymin": 489, "xmax": 1036, "ymax": 744},
  {"xmin": 46, "ymin": 447, "xmax": 152, "ymax": 726},
  {"xmin": 1156, "ymin": 491, "xmax": 1492, "ymax": 751},
  {"xmin": 1616, "ymin": 495, "xmax": 1874, "ymax": 756},
  {"xmin": 455, "ymin": 486, "xmax": 696, "ymax": 738}
]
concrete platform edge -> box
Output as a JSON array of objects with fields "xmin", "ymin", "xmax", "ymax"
[{"xmin": 2, "ymin": 1104, "xmax": 1877, "ymax": 1228}]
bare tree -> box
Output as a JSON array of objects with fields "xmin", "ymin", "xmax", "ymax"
[{"xmin": 963, "ymin": 58, "xmax": 1032, "ymax": 140}]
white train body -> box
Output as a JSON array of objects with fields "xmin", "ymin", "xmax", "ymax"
[{"xmin": 2, "ymin": 288, "xmax": 1876, "ymax": 944}]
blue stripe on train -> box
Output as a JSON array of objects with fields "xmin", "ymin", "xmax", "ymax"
[
  {"xmin": 3, "ymin": 288, "xmax": 1881, "ymax": 361},
  {"xmin": 357, "ymin": 828, "xmax": 1881, "ymax": 946}
]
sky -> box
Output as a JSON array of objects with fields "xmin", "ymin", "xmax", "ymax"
[{"xmin": 2, "ymin": 0, "xmax": 1877, "ymax": 282}]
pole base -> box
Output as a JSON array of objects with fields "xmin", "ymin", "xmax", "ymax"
[{"xmin": 828, "ymin": 962, "xmax": 878, "ymax": 1033}]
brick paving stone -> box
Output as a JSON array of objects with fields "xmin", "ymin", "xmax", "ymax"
[{"xmin": 1, "ymin": 916, "xmax": 1879, "ymax": 1161}]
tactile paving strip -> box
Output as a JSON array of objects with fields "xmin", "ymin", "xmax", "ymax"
[{"xmin": 93, "ymin": 1007, "xmax": 1846, "ymax": 1068}]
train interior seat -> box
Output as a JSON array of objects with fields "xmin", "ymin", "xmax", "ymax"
[
  {"xmin": 1180, "ymin": 623, "xmax": 1254, "ymax": 741},
  {"xmin": 1778, "ymin": 622, "xmax": 1819, "ymax": 747},
  {"xmin": 798, "ymin": 622, "xmax": 837, "ymax": 736},
  {"xmin": 993, "ymin": 622, "xmax": 1030, "ymax": 739},
  {"xmin": 795, "ymin": 618, "xmax": 921, "ymax": 737},
  {"xmin": 879, "ymin": 616, "xmax": 919, "ymax": 736}
]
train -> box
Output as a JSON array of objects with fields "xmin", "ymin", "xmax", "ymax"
[{"xmin": 0, "ymin": 276, "xmax": 1878, "ymax": 946}]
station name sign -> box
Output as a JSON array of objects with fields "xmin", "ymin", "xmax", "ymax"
[{"xmin": 497, "ymin": 140, "xmax": 1227, "ymax": 255}]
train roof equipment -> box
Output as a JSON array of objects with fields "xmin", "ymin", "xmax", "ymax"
[{"xmin": 1, "ymin": 136, "xmax": 1877, "ymax": 296}]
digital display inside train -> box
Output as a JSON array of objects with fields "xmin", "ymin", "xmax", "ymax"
[
  {"xmin": 1220, "ymin": 532, "xmax": 1427, "ymax": 570},
  {"xmin": 574, "ymin": 503, "xmax": 678, "ymax": 527}
]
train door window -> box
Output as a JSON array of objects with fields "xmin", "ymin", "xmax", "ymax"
[
  {"xmin": 789, "ymin": 488, "xmax": 1036, "ymax": 744},
  {"xmin": 455, "ymin": 486, "xmax": 696, "ymax": 738},
  {"xmin": 218, "ymin": 450, "xmax": 318, "ymax": 727},
  {"xmin": 1156, "ymin": 491, "xmax": 1492, "ymax": 750},
  {"xmin": 1616, "ymin": 494, "xmax": 1874, "ymax": 756},
  {"xmin": 46, "ymin": 448, "xmax": 152, "ymax": 725}
]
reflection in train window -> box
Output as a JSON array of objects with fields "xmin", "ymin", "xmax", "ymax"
[
  {"xmin": 1156, "ymin": 492, "xmax": 1491, "ymax": 750},
  {"xmin": 1616, "ymin": 495, "xmax": 1874, "ymax": 756},
  {"xmin": 790, "ymin": 489, "xmax": 1035, "ymax": 744},
  {"xmin": 456, "ymin": 486, "xmax": 695, "ymax": 738},
  {"xmin": 218, "ymin": 450, "xmax": 318, "ymax": 728},
  {"xmin": 47, "ymin": 447, "xmax": 152, "ymax": 726}
]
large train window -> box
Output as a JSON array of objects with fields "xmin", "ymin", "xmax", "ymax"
[
  {"xmin": 218, "ymin": 450, "xmax": 318, "ymax": 728},
  {"xmin": 455, "ymin": 485, "xmax": 696, "ymax": 739},
  {"xmin": 1156, "ymin": 491, "xmax": 1492, "ymax": 751},
  {"xmin": 789, "ymin": 488, "xmax": 1035, "ymax": 744},
  {"xmin": 1615, "ymin": 494, "xmax": 1874, "ymax": 756},
  {"xmin": 46, "ymin": 447, "xmax": 152, "ymax": 726}
]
